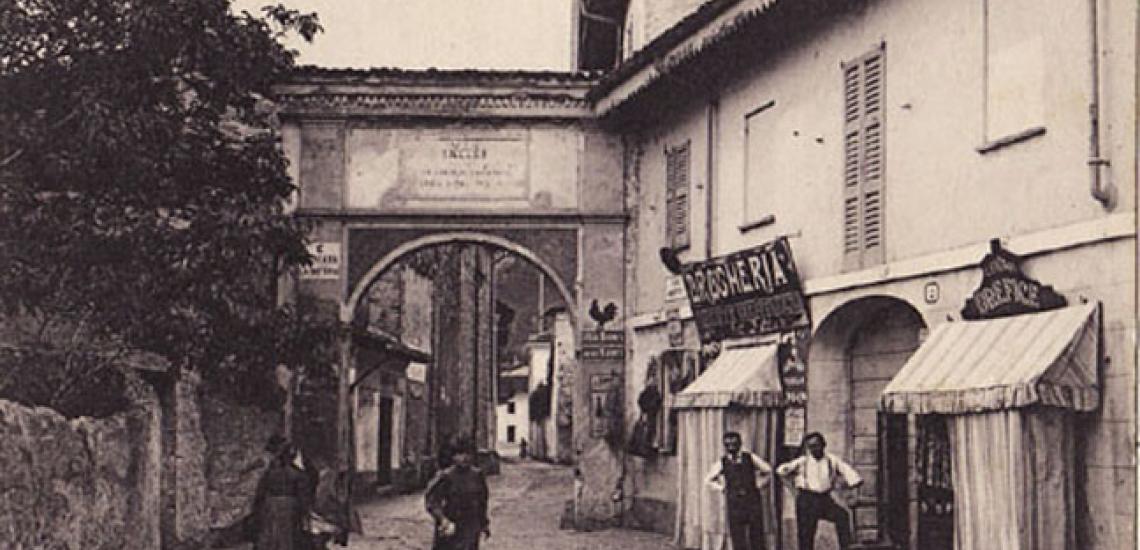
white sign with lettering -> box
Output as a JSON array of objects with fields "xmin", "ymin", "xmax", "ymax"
[{"xmin": 300, "ymin": 242, "xmax": 341, "ymax": 280}]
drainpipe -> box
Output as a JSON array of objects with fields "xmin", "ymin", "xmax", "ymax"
[{"xmin": 1088, "ymin": 0, "xmax": 1111, "ymax": 206}]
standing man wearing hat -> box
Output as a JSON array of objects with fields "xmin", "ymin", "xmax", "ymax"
[
  {"xmin": 705, "ymin": 431, "xmax": 772, "ymax": 550},
  {"xmin": 776, "ymin": 432, "xmax": 863, "ymax": 550}
]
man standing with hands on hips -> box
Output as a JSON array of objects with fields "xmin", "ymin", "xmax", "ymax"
[
  {"xmin": 776, "ymin": 432, "xmax": 863, "ymax": 550},
  {"xmin": 705, "ymin": 431, "xmax": 772, "ymax": 550}
]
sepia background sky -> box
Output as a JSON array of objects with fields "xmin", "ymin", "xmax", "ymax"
[{"xmin": 231, "ymin": 0, "xmax": 576, "ymax": 70}]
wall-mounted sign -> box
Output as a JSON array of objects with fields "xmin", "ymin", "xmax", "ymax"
[
  {"xmin": 924, "ymin": 281, "xmax": 940, "ymax": 304},
  {"xmin": 961, "ymin": 239, "xmax": 1066, "ymax": 320},
  {"xmin": 589, "ymin": 373, "xmax": 621, "ymax": 438},
  {"xmin": 783, "ymin": 407, "xmax": 806, "ymax": 447},
  {"xmin": 398, "ymin": 132, "xmax": 529, "ymax": 201},
  {"xmin": 664, "ymin": 275, "xmax": 688, "ymax": 304},
  {"xmin": 300, "ymin": 242, "xmax": 341, "ymax": 280},
  {"xmin": 680, "ymin": 237, "xmax": 809, "ymax": 342},
  {"xmin": 579, "ymin": 330, "xmax": 625, "ymax": 361}
]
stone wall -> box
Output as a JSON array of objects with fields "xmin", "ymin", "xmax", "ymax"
[
  {"xmin": 201, "ymin": 394, "xmax": 279, "ymax": 530},
  {"xmin": 0, "ymin": 382, "xmax": 161, "ymax": 549}
]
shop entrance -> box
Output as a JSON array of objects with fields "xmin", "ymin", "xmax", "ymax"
[
  {"xmin": 810, "ymin": 296, "xmax": 926, "ymax": 549},
  {"xmin": 377, "ymin": 397, "xmax": 393, "ymax": 485},
  {"xmin": 915, "ymin": 415, "xmax": 953, "ymax": 550}
]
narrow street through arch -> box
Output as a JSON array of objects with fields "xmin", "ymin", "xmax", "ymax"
[{"xmin": 346, "ymin": 460, "xmax": 670, "ymax": 550}]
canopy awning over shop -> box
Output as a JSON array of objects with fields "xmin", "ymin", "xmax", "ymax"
[
  {"xmin": 673, "ymin": 344, "xmax": 784, "ymax": 409},
  {"xmin": 880, "ymin": 303, "xmax": 1099, "ymax": 415}
]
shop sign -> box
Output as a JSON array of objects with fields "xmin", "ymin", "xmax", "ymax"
[
  {"xmin": 961, "ymin": 239, "xmax": 1066, "ymax": 320},
  {"xmin": 783, "ymin": 407, "xmax": 806, "ymax": 447},
  {"xmin": 664, "ymin": 275, "xmax": 688, "ymax": 304},
  {"xmin": 680, "ymin": 237, "xmax": 809, "ymax": 341},
  {"xmin": 589, "ymin": 373, "xmax": 621, "ymax": 438},
  {"xmin": 299, "ymin": 242, "xmax": 341, "ymax": 280},
  {"xmin": 580, "ymin": 330, "xmax": 625, "ymax": 361}
]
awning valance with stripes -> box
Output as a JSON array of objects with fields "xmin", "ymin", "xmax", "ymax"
[{"xmin": 880, "ymin": 303, "xmax": 1100, "ymax": 415}]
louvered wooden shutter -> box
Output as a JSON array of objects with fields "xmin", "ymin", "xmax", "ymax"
[
  {"xmin": 842, "ymin": 45, "xmax": 886, "ymax": 270},
  {"xmin": 666, "ymin": 142, "xmax": 691, "ymax": 249}
]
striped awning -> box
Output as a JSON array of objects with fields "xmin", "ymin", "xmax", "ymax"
[
  {"xmin": 673, "ymin": 344, "xmax": 784, "ymax": 409},
  {"xmin": 880, "ymin": 303, "xmax": 1100, "ymax": 415}
]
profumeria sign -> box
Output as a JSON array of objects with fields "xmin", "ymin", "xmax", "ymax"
[{"xmin": 680, "ymin": 237, "xmax": 809, "ymax": 341}]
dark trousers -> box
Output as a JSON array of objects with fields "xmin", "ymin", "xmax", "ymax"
[
  {"xmin": 726, "ymin": 497, "xmax": 765, "ymax": 550},
  {"xmin": 795, "ymin": 491, "xmax": 852, "ymax": 550}
]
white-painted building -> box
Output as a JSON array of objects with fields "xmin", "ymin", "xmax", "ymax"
[{"xmin": 495, "ymin": 366, "xmax": 531, "ymax": 457}]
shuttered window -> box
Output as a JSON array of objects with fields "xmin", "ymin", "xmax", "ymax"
[
  {"xmin": 665, "ymin": 141, "xmax": 691, "ymax": 250},
  {"xmin": 842, "ymin": 45, "xmax": 886, "ymax": 270}
]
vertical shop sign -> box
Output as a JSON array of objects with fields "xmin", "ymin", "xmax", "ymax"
[{"xmin": 589, "ymin": 373, "xmax": 621, "ymax": 438}]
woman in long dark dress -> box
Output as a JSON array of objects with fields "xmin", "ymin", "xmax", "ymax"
[
  {"xmin": 253, "ymin": 437, "xmax": 313, "ymax": 550},
  {"xmin": 425, "ymin": 438, "xmax": 490, "ymax": 550}
]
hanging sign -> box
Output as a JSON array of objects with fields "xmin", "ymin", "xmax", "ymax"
[
  {"xmin": 680, "ymin": 237, "xmax": 809, "ymax": 342},
  {"xmin": 961, "ymin": 239, "xmax": 1066, "ymax": 320}
]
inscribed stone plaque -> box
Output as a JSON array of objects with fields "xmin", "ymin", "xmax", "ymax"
[{"xmin": 397, "ymin": 131, "xmax": 529, "ymax": 201}]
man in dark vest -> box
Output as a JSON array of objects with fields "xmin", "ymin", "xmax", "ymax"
[{"xmin": 705, "ymin": 431, "xmax": 772, "ymax": 550}]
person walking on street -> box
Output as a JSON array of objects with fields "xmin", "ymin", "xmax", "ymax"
[
  {"xmin": 251, "ymin": 436, "xmax": 313, "ymax": 550},
  {"xmin": 425, "ymin": 437, "xmax": 491, "ymax": 550},
  {"xmin": 705, "ymin": 431, "xmax": 772, "ymax": 550},
  {"xmin": 776, "ymin": 432, "xmax": 863, "ymax": 550}
]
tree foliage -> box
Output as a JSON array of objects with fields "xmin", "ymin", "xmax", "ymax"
[{"xmin": 0, "ymin": 0, "xmax": 329, "ymax": 411}]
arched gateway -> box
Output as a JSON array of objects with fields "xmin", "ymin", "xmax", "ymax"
[{"xmin": 275, "ymin": 68, "xmax": 627, "ymax": 522}]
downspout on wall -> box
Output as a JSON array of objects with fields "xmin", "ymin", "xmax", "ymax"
[{"xmin": 1089, "ymin": 0, "xmax": 1112, "ymax": 207}]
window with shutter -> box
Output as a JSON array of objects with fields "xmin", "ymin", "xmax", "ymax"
[
  {"xmin": 665, "ymin": 141, "xmax": 691, "ymax": 250},
  {"xmin": 842, "ymin": 45, "xmax": 886, "ymax": 271}
]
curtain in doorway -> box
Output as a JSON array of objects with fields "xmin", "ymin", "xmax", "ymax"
[
  {"xmin": 947, "ymin": 406, "xmax": 1075, "ymax": 550},
  {"xmin": 675, "ymin": 407, "xmax": 778, "ymax": 550}
]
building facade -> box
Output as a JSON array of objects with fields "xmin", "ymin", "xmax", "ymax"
[{"xmin": 598, "ymin": 0, "xmax": 1137, "ymax": 549}]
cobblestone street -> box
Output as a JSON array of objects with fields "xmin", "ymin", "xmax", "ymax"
[{"xmin": 346, "ymin": 460, "xmax": 672, "ymax": 550}]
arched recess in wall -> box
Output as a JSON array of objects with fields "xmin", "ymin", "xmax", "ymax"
[
  {"xmin": 808, "ymin": 295, "xmax": 926, "ymax": 548},
  {"xmin": 341, "ymin": 231, "xmax": 578, "ymax": 329}
]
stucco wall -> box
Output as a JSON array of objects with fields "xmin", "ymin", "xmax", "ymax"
[
  {"xmin": 629, "ymin": 0, "xmax": 1135, "ymax": 286},
  {"xmin": 619, "ymin": 1, "xmax": 1136, "ymax": 546},
  {"xmin": 0, "ymin": 388, "xmax": 161, "ymax": 550}
]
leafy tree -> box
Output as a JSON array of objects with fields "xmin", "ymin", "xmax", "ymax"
[{"xmin": 0, "ymin": 0, "xmax": 329, "ymax": 412}]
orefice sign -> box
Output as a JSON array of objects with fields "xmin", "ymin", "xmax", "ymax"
[
  {"xmin": 961, "ymin": 239, "xmax": 1066, "ymax": 320},
  {"xmin": 681, "ymin": 237, "xmax": 809, "ymax": 341}
]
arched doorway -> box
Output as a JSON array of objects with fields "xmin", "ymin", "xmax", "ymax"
[
  {"xmin": 809, "ymin": 296, "xmax": 926, "ymax": 549},
  {"xmin": 338, "ymin": 232, "xmax": 580, "ymax": 483}
]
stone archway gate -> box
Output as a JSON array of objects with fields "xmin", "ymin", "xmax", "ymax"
[{"xmin": 275, "ymin": 68, "xmax": 628, "ymax": 524}]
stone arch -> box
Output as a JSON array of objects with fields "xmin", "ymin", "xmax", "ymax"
[
  {"xmin": 340, "ymin": 231, "xmax": 578, "ymax": 327},
  {"xmin": 807, "ymin": 295, "xmax": 927, "ymax": 548}
]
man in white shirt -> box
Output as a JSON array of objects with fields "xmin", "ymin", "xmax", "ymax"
[
  {"xmin": 775, "ymin": 432, "xmax": 862, "ymax": 550},
  {"xmin": 705, "ymin": 431, "xmax": 772, "ymax": 550}
]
